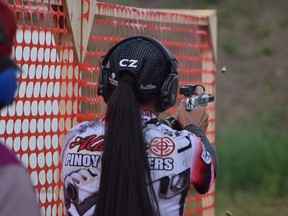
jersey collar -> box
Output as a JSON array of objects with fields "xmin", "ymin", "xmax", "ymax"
[{"xmin": 141, "ymin": 110, "xmax": 159, "ymax": 125}]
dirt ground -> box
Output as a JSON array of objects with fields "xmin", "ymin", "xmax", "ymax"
[{"xmin": 214, "ymin": 0, "xmax": 288, "ymax": 130}]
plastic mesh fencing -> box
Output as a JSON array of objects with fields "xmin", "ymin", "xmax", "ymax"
[{"xmin": 1, "ymin": 1, "xmax": 216, "ymax": 215}]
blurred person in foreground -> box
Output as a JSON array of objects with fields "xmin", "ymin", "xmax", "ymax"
[
  {"xmin": 61, "ymin": 35, "xmax": 217, "ymax": 216},
  {"xmin": 0, "ymin": 1, "xmax": 40, "ymax": 215}
]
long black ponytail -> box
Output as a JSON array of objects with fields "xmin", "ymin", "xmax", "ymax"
[{"xmin": 94, "ymin": 73, "xmax": 157, "ymax": 216}]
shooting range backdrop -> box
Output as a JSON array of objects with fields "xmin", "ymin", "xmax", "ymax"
[{"xmin": 1, "ymin": 0, "xmax": 216, "ymax": 215}]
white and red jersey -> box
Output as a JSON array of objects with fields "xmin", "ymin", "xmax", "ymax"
[{"xmin": 61, "ymin": 111, "xmax": 216, "ymax": 216}]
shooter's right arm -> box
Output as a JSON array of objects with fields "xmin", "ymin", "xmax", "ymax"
[{"xmin": 171, "ymin": 101, "xmax": 217, "ymax": 193}]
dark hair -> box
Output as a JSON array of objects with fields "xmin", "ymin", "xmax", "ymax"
[{"xmin": 94, "ymin": 73, "xmax": 159, "ymax": 216}]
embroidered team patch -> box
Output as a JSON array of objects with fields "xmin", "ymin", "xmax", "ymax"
[
  {"xmin": 149, "ymin": 137, "xmax": 175, "ymax": 156},
  {"xmin": 201, "ymin": 144, "xmax": 212, "ymax": 164}
]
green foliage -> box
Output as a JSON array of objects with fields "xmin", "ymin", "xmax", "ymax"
[
  {"xmin": 216, "ymin": 106, "xmax": 288, "ymax": 196},
  {"xmin": 279, "ymin": 17, "xmax": 288, "ymax": 28},
  {"xmin": 218, "ymin": 11, "xmax": 234, "ymax": 28},
  {"xmin": 200, "ymin": 0, "xmax": 220, "ymax": 7},
  {"xmin": 260, "ymin": 43, "xmax": 273, "ymax": 55},
  {"xmin": 244, "ymin": 17, "xmax": 257, "ymax": 31},
  {"xmin": 216, "ymin": 191, "xmax": 288, "ymax": 216},
  {"xmin": 221, "ymin": 37, "xmax": 238, "ymax": 56},
  {"xmin": 256, "ymin": 28, "xmax": 273, "ymax": 39},
  {"xmin": 241, "ymin": 7, "xmax": 258, "ymax": 31},
  {"xmin": 203, "ymin": 0, "xmax": 219, "ymax": 4}
]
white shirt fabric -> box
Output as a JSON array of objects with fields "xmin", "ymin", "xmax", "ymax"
[{"xmin": 61, "ymin": 111, "xmax": 215, "ymax": 216}]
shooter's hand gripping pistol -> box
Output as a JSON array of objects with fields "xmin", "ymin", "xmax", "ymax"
[{"xmin": 179, "ymin": 84, "xmax": 214, "ymax": 111}]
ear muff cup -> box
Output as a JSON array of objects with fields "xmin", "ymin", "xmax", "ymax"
[
  {"xmin": 97, "ymin": 66, "xmax": 110, "ymax": 103},
  {"xmin": 156, "ymin": 74, "xmax": 179, "ymax": 112}
]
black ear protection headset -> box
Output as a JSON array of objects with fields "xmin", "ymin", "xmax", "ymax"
[{"xmin": 97, "ymin": 35, "xmax": 179, "ymax": 112}]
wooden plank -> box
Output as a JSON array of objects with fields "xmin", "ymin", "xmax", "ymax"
[
  {"xmin": 95, "ymin": 4, "xmax": 209, "ymax": 25},
  {"xmin": 81, "ymin": 0, "xmax": 97, "ymax": 62},
  {"xmin": 24, "ymin": 0, "xmax": 63, "ymax": 4},
  {"xmin": 64, "ymin": 0, "xmax": 82, "ymax": 63}
]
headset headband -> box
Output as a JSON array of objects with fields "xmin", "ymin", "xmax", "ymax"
[{"xmin": 101, "ymin": 35, "xmax": 178, "ymax": 74}]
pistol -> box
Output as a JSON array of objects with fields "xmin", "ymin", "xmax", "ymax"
[{"xmin": 179, "ymin": 84, "xmax": 214, "ymax": 111}]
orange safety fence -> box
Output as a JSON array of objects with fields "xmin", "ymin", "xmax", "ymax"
[{"xmin": 1, "ymin": 0, "xmax": 216, "ymax": 215}]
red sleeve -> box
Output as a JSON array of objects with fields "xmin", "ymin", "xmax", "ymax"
[{"xmin": 189, "ymin": 133, "xmax": 216, "ymax": 194}]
